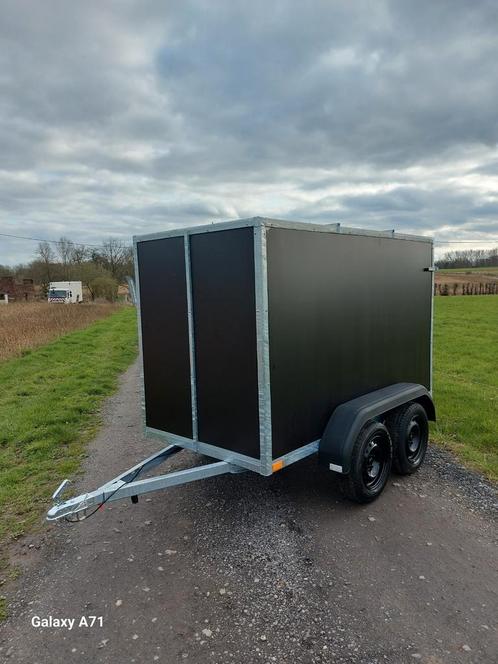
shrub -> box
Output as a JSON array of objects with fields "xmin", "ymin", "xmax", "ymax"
[{"xmin": 89, "ymin": 276, "xmax": 119, "ymax": 302}]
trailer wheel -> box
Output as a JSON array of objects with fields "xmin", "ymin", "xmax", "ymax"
[
  {"xmin": 388, "ymin": 402, "xmax": 429, "ymax": 475},
  {"xmin": 340, "ymin": 421, "xmax": 392, "ymax": 503}
]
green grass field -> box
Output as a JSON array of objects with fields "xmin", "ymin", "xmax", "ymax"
[
  {"xmin": 0, "ymin": 307, "xmax": 137, "ymax": 558},
  {"xmin": 432, "ymin": 296, "xmax": 498, "ymax": 481}
]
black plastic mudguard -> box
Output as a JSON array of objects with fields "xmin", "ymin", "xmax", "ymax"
[{"xmin": 318, "ymin": 383, "xmax": 436, "ymax": 474}]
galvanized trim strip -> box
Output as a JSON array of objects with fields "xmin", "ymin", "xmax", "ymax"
[
  {"xmin": 259, "ymin": 217, "xmax": 433, "ymax": 244},
  {"xmin": 133, "ymin": 216, "xmax": 433, "ymax": 246},
  {"xmin": 133, "ymin": 218, "xmax": 263, "ymax": 243},
  {"xmin": 254, "ymin": 224, "xmax": 273, "ymax": 475},
  {"xmin": 145, "ymin": 427, "xmax": 262, "ymax": 473},
  {"xmin": 132, "ymin": 239, "xmax": 147, "ymax": 436},
  {"xmin": 184, "ymin": 234, "xmax": 198, "ymax": 439}
]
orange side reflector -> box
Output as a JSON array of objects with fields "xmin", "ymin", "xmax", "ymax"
[{"xmin": 272, "ymin": 460, "xmax": 284, "ymax": 473}]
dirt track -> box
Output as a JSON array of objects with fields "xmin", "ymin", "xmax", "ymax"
[{"xmin": 1, "ymin": 362, "xmax": 497, "ymax": 664}]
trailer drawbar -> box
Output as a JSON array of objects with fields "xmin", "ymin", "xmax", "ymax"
[{"xmin": 47, "ymin": 217, "xmax": 435, "ymax": 521}]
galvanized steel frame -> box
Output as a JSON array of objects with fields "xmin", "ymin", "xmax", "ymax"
[
  {"xmin": 145, "ymin": 427, "xmax": 262, "ymax": 473},
  {"xmin": 46, "ymin": 444, "xmax": 244, "ymax": 521}
]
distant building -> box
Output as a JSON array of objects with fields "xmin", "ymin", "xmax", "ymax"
[{"xmin": 0, "ymin": 276, "xmax": 36, "ymax": 302}]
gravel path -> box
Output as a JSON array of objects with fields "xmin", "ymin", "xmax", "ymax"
[{"xmin": 1, "ymin": 361, "xmax": 497, "ymax": 664}]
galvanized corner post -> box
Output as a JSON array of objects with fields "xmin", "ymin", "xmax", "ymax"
[
  {"xmin": 254, "ymin": 219, "xmax": 273, "ymax": 475},
  {"xmin": 132, "ymin": 238, "xmax": 147, "ymax": 436},
  {"xmin": 184, "ymin": 232, "xmax": 198, "ymax": 441}
]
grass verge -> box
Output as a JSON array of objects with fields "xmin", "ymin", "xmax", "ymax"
[
  {"xmin": 0, "ymin": 307, "xmax": 137, "ymax": 562},
  {"xmin": 432, "ymin": 296, "xmax": 498, "ymax": 482}
]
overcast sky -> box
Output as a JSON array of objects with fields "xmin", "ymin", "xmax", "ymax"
[{"xmin": 1, "ymin": 0, "xmax": 498, "ymax": 264}]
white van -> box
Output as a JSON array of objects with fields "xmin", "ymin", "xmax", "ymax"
[{"xmin": 48, "ymin": 281, "xmax": 83, "ymax": 304}]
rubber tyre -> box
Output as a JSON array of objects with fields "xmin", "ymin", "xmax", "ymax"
[
  {"xmin": 339, "ymin": 421, "xmax": 392, "ymax": 504},
  {"xmin": 387, "ymin": 402, "xmax": 429, "ymax": 475}
]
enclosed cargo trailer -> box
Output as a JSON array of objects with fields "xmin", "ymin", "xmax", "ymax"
[{"xmin": 47, "ymin": 217, "xmax": 435, "ymax": 521}]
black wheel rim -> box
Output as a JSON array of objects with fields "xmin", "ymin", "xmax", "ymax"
[
  {"xmin": 362, "ymin": 433, "xmax": 389, "ymax": 492},
  {"xmin": 406, "ymin": 417, "xmax": 424, "ymax": 462}
]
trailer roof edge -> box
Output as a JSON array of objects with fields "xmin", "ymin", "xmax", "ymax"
[
  {"xmin": 133, "ymin": 217, "xmax": 433, "ymax": 244},
  {"xmin": 259, "ymin": 217, "xmax": 433, "ymax": 243},
  {"xmin": 132, "ymin": 217, "xmax": 262, "ymax": 244}
]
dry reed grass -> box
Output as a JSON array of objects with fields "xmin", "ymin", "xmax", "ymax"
[{"xmin": 0, "ymin": 302, "xmax": 120, "ymax": 361}]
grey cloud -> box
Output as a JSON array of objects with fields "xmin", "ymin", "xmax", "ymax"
[
  {"xmin": 155, "ymin": 1, "xmax": 498, "ymax": 170},
  {"xmin": 286, "ymin": 185, "xmax": 498, "ymax": 236},
  {"xmin": 471, "ymin": 201, "xmax": 498, "ymax": 217},
  {"xmin": 471, "ymin": 160, "xmax": 498, "ymax": 175},
  {"xmin": 459, "ymin": 220, "xmax": 498, "ymax": 234},
  {"xmin": 1, "ymin": 1, "xmax": 498, "ymax": 263}
]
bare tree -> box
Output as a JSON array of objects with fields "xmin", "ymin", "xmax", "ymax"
[
  {"xmin": 11, "ymin": 234, "xmax": 134, "ymax": 295},
  {"xmin": 93, "ymin": 238, "xmax": 133, "ymax": 282},
  {"xmin": 71, "ymin": 244, "xmax": 89, "ymax": 265},
  {"xmin": 36, "ymin": 241, "xmax": 56, "ymax": 286},
  {"xmin": 57, "ymin": 236, "xmax": 75, "ymax": 278},
  {"xmin": 436, "ymin": 247, "xmax": 498, "ymax": 269}
]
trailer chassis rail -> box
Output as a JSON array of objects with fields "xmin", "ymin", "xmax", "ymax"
[{"xmin": 47, "ymin": 444, "xmax": 245, "ymax": 522}]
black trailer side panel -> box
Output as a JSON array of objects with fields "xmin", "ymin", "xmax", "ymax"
[
  {"xmin": 266, "ymin": 228, "xmax": 432, "ymax": 459},
  {"xmin": 190, "ymin": 228, "xmax": 260, "ymax": 459},
  {"xmin": 136, "ymin": 237, "xmax": 192, "ymax": 437}
]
